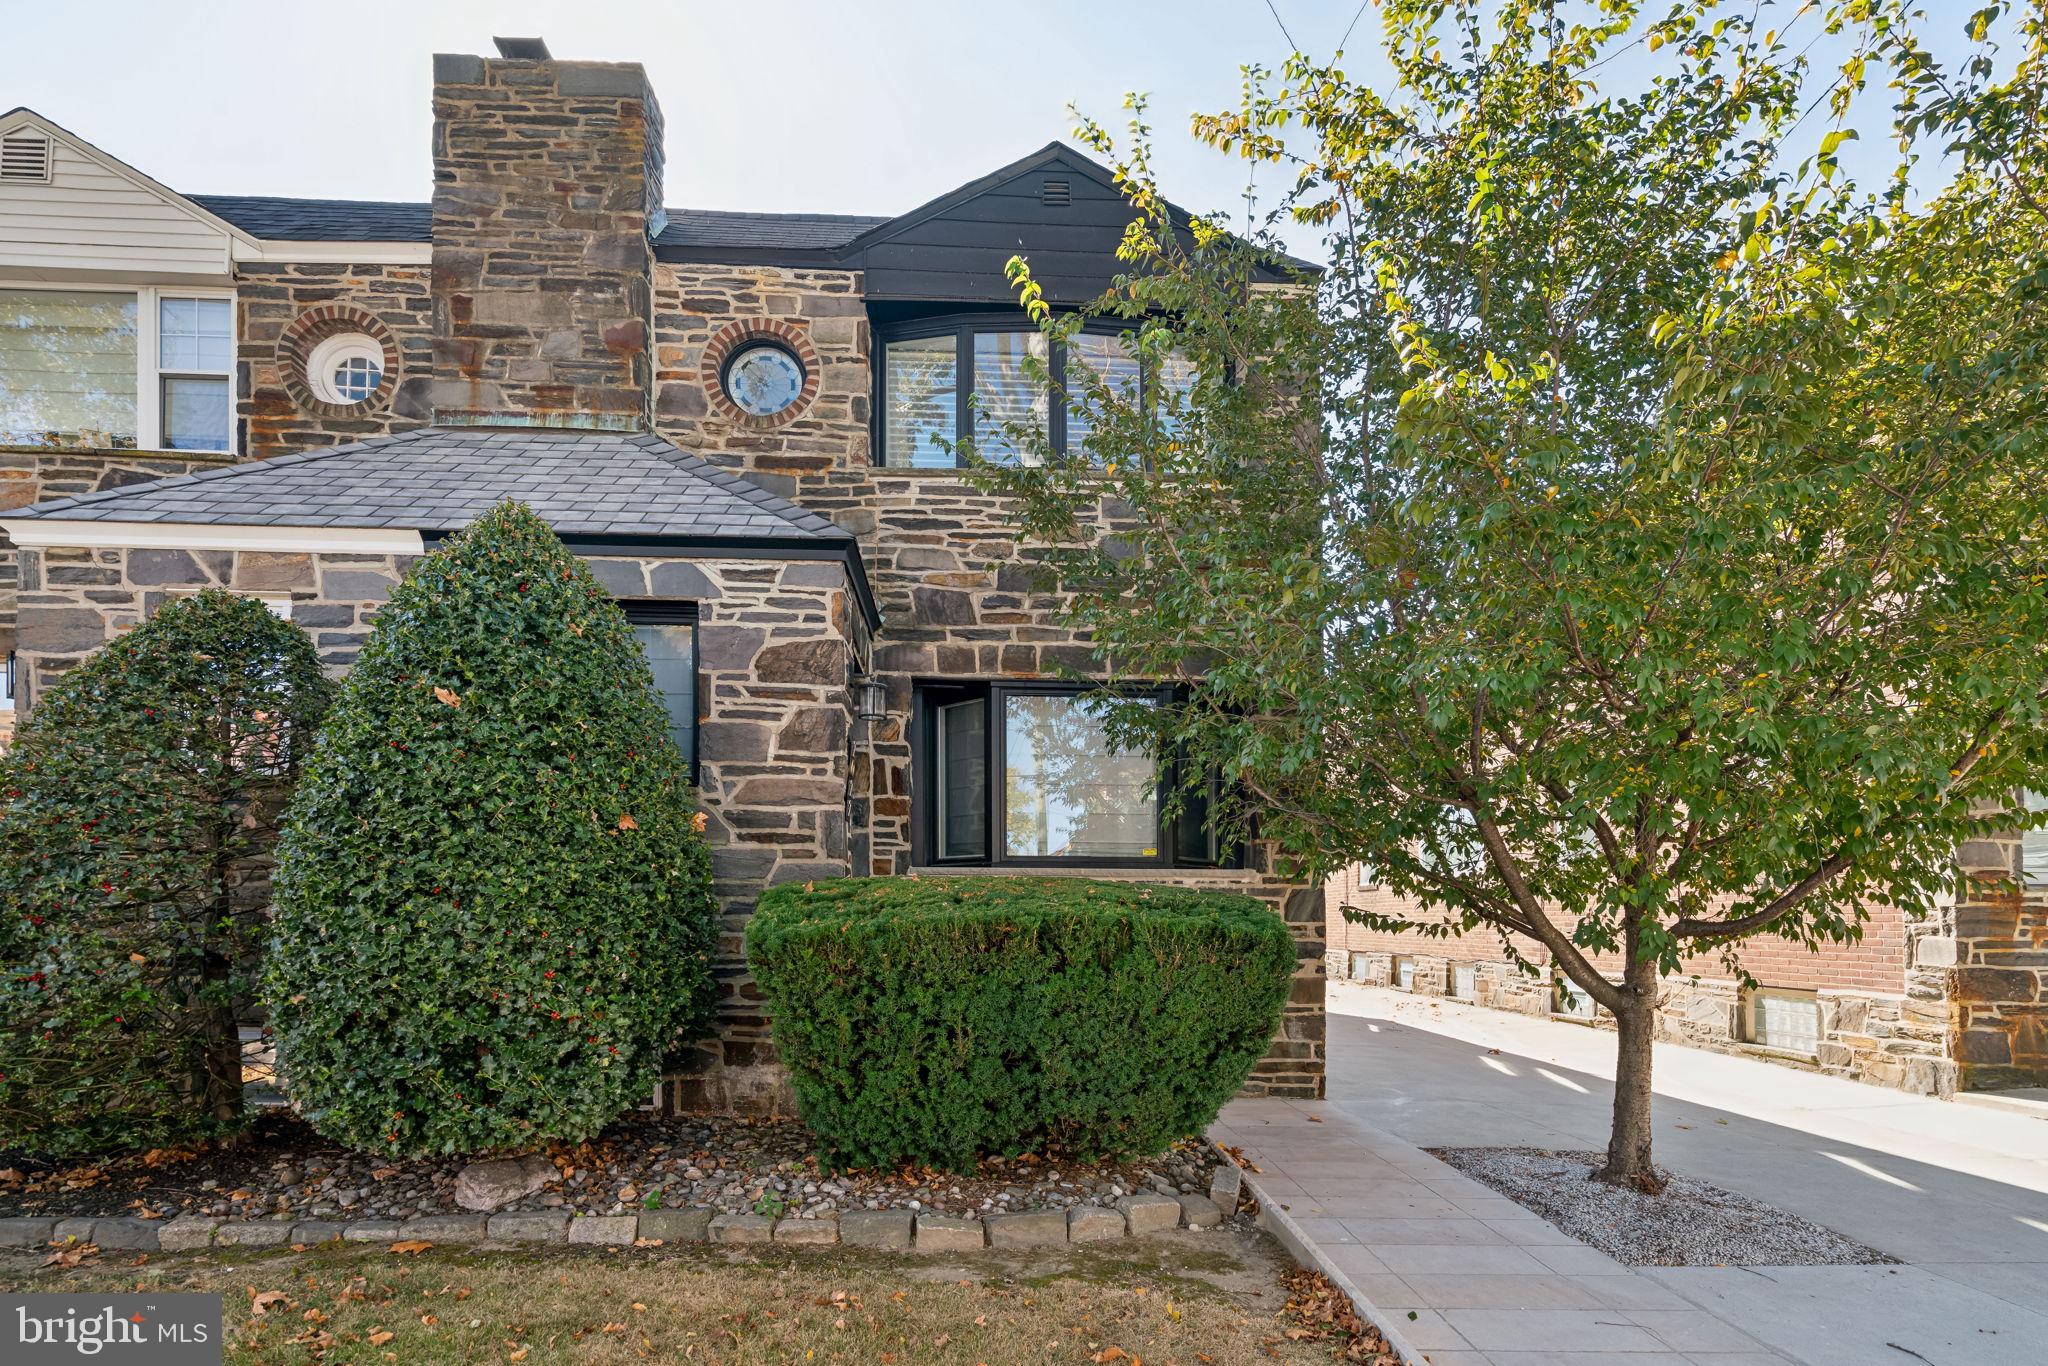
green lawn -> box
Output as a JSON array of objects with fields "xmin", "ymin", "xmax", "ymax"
[{"xmin": 1, "ymin": 1234, "xmax": 1333, "ymax": 1365}]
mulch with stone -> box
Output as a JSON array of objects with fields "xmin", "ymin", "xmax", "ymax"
[
  {"xmin": 0, "ymin": 1109, "xmax": 1222, "ymax": 1227},
  {"xmin": 1428, "ymin": 1145, "xmax": 1897, "ymax": 1267}
]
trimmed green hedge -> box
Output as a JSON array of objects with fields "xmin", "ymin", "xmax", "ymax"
[
  {"xmin": 266, "ymin": 501, "xmax": 717, "ymax": 1156},
  {"xmin": 0, "ymin": 590, "xmax": 333, "ymax": 1157},
  {"xmin": 745, "ymin": 875, "xmax": 1295, "ymax": 1171}
]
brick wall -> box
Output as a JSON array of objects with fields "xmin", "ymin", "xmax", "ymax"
[{"xmin": 1326, "ymin": 864, "xmax": 1959, "ymax": 1094}]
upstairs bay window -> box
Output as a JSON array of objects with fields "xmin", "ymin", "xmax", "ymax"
[
  {"xmin": 0, "ymin": 286, "xmax": 233, "ymax": 453},
  {"xmin": 877, "ymin": 315, "xmax": 1194, "ymax": 468}
]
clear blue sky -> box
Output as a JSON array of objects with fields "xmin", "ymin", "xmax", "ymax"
[{"xmin": 1, "ymin": 1, "xmax": 1999, "ymax": 264}]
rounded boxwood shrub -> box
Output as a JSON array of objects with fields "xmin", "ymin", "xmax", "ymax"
[
  {"xmin": 0, "ymin": 589, "xmax": 333, "ymax": 1157},
  {"xmin": 745, "ymin": 875, "xmax": 1296, "ymax": 1170},
  {"xmin": 266, "ymin": 501, "xmax": 717, "ymax": 1156}
]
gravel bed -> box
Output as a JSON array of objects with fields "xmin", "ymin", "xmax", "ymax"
[
  {"xmin": 0, "ymin": 1111, "xmax": 1219, "ymax": 1225},
  {"xmin": 1428, "ymin": 1146, "xmax": 1896, "ymax": 1267}
]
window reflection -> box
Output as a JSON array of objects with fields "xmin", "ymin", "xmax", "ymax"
[{"xmin": 1003, "ymin": 693, "xmax": 1157, "ymax": 859}]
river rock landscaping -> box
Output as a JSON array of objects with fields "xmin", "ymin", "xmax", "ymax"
[
  {"xmin": 1429, "ymin": 1145, "xmax": 1896, "ymax": 1267},
  {"xmin": 0, "ymin": 1110, "xmax": 1226, "ymax": 1232}
]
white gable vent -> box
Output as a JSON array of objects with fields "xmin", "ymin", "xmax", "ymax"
[{"xmin": 1, "ymin": 132, "xmax": 52, "ymax": 183}]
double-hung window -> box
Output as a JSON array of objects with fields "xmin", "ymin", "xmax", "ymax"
[
  {"xmin": 917, "ymin": 681, "xmax": 1234, "ymax": 868},
  {"xmin": 876, "ymin": 314, "xmax": 1194, "ymax": 468},
  {"xmin": 621, "ymin": 601, "xmax": 700, "ymax": 783},
  {"xmin": 0, "ymin": 286, "xmax": 233, "ymax": 452}
]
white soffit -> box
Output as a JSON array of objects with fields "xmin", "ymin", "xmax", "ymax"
[{"xmin": 0, "ymin": 520, "xmax": 425, "ymax": 555}]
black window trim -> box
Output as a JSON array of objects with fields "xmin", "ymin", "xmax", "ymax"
[
  {"xmin": 872, "ymin": 310, "xmax": 1166, "ymax": 470},
  {"xmin": 911, "ymin": 678, "xmax": 1240, "ymax": 870},
  {"xmin": 619, "ymin": 598, "xmax": 701, "ymax": 786}
]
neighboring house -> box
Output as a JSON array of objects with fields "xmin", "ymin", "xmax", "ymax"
[
  {"xmin": 1327, "ymin": 817, "xmax": 2048, "ymax": 1096},
  {"xmin": 0, "ymin": 41, "xmax": 1325, "ymax": 1114}
]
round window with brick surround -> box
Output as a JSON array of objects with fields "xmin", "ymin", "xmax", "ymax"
[
  {"xmin": 722, "ymin": 342, "xmax": 806, "ymax": 418},
  {"xmin": 699, "ymin": 321, "xmax": 821, "ymax": 430}
]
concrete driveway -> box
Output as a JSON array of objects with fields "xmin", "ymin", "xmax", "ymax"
[{"xmin": 1326, "ymin": 983, "xmax": 2048, "ymax": 1365}]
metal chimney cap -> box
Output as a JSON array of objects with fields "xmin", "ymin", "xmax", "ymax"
[{"xmin": 492, "ymin": 36, "xmax": 552, "ymax": 60}]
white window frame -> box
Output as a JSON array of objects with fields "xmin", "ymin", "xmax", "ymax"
[
  {"xmin": 306, "ymin": 332, "xmax": 384, "ymax": 407},
  {"xmin": 0, "ymin": 280, "xmax": 236, "ymax": 455},
  {"xmin": 1392, "ymin": 955, "xmax": 1417, "ymax": 991}
]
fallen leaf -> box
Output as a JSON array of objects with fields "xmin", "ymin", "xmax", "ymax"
[
  {"xmin": 129, "ymin": 952, "xmax": 147, "ymax": 965},
  {"xmin": 617, "ymin": 813, "xmax": 638, "ymax": 831},
  {"xmin": 509, "ymin": 1350, "xmax": 529, "ymax": 1363},
  {"xmin": 250, "ymin": 1291, "xmax": 289, "ymax": 1317},
  {"xmin": 1305, "ymin": 1114, "xmax": 1322, "ymax": 1123},
  {"xmin": 434, "ymin": 686, "xmax": 462, "ymax": 708},
  {"xmin": 387, "ymin": 1240, "xmax": 433, "ymax": 1256},
  {"xmin": 368, "ymin": 1329, "xmax": 394, "ymax": 1346}
]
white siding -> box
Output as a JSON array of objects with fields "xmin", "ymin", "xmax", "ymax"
[{"xmin": 0, "ymin": 128, "xmax": 231, "ymax": 280}]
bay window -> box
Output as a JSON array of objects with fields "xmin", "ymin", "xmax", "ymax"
[
  {"xmin": 877, "ymin": 314, "xmax": 1193, "ymax": 468},
  {"xmin": 916, "ymin": 681, "xmax": 1235, "ymax": 867},
  {"xmin": 0, "ymin": 285, "xmax": 234, "ymax": 452}
]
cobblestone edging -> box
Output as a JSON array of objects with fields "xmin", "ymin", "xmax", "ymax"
[{"xmin": 0, "ymin": 1190, "xmax": 1228, "ymax": 1257}]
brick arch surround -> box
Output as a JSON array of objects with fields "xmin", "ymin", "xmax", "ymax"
[
  {"xmin": 698, "ymin": 320, "xmax": 823, "ymax": 430},
  {"xmin": 277, "ymin": 306, "xmax": 402, "ymax": 420}
]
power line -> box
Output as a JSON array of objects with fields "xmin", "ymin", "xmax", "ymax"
[{"xmin": 1262, "ymin": 0, "xmax": 1299, "ymax": 52}]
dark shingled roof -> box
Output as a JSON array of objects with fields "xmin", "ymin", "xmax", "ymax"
[
  {"xmin": 656, "ymin": 209, "xmax": 885, "ymax": 253},
  {"xmin": 185, "ymin": 195, "xmax": 885, "ymax": 252},
  {"xmin": 187, "ymin": 195, "xmax": 433, "ymax": 242},
  {"xmin": 9, "ymin": 427, "xmax": 852, "ymax": 543}
]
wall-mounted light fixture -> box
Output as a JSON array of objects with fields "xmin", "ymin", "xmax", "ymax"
[{"xmin": 853, "ymin": 675, "xmax": 888, "ymax": 723}]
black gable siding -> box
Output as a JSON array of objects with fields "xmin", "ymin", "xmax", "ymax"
[{"xmin": 850, "ymin": 155, "xmax": 1142, "ymax": 304}]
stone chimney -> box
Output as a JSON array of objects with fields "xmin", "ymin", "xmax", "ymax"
[{"xmin": 428, "ymin": 42, "xmax": 664, "ymax": 429}]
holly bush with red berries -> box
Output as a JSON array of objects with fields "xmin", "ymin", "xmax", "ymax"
[
  {"xmin": 265, "ymin": 501, "xmax": 717, "ymax": 1155},
  {"xmin": 0, "ymin": 589, "xmax": 333, "ymax": 1157}
]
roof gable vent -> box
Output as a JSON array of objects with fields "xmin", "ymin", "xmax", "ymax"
[
  {"xmin": 1040, "ymin": 177, "xmax": 1071, "ymax": 208},
  {"xmin": 1, "ymin": 132, "xmax": 52, "ymax": 184}
]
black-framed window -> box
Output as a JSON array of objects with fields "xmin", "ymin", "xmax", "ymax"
[
  {"xmin": 914, "ymin": 680, "xmax": 1236, "ymax": 868},
  {"xmin": 875, "ymin": 312, "xmax": 1195, "ymax": 469},
  {"xmin": 620, "ymin": 601, "xmax": 699, "ymax": 783}
]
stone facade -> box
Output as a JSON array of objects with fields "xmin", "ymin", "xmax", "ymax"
[
  {"xmin": 1948, "ymin": 833, "xmax": 2048, "ymax": 1088},
  {"xmin": 0, "ymin": 447, "xmax": 233, "ymax": 663},
  {"xmin": 2, "ymin": 49, "xmax": 1330, "ymax": 1115},
  {"xmin": 11, "ymin": 540, "xmax": 868, "ymax": 1115},
  {"xmin": 427, "ymin": 53, "xmax": 660, "ymax": 428},
  {"xmin": 239, "ymin": 269, "xmax": 434, "ymax": 457},
  {"xmin": 649, "ymin": 261, "xmax": 1326, "ymax": 1098}
]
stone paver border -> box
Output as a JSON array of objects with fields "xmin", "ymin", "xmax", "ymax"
[{"xmin": 0, "ymin": 1192, "xmax": 1217, "ymax": 1257}]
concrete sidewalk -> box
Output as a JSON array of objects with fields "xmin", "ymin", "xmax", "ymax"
[
  {"xmin": 1294, "ymin": 984, "xmax": 2048, "ymax": 1365},
  {"xmin": 1217, "ymin": 1097, "xmax": 1783, "ymax": 1364}
]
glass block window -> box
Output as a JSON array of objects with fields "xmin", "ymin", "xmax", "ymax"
[{"xmin": 1744, "ymin": 988, "xmax": 1821, "ymax": 1056}]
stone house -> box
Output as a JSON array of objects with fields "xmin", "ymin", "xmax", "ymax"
[{"xmin": 0, "ymin": 41, "xmax": 1326, "ymax": 1113}]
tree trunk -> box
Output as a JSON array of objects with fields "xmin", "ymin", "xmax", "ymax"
[
  {"xmin": 1597, "ymin": 939, "xmax": 1664, "ymax": 1192},
  {"xmin": 1599, "ymin": 999, "xmax": 1661, "ymax": 1191}
]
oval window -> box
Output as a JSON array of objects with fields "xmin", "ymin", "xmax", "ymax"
[{"xmin": 307, "ymin": 334, "xmax": 386, "ymax": 406}]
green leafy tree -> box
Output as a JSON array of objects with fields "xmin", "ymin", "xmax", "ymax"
[
  {"xmin": 267, "ymin": 501, "xmax": 717, "ymax": 1156},
  {"xmin": 0, "ymin": 590, "xmax": 332, "ymax": 1156},
  {"xmin": 980, "ymin": 0, "xmax": 2048, "ymax": 1186}
]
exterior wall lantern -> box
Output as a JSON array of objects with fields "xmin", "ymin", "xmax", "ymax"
[{"xmin": 853, "ymin": 675, "xmax": 889, "ymax": 724}]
